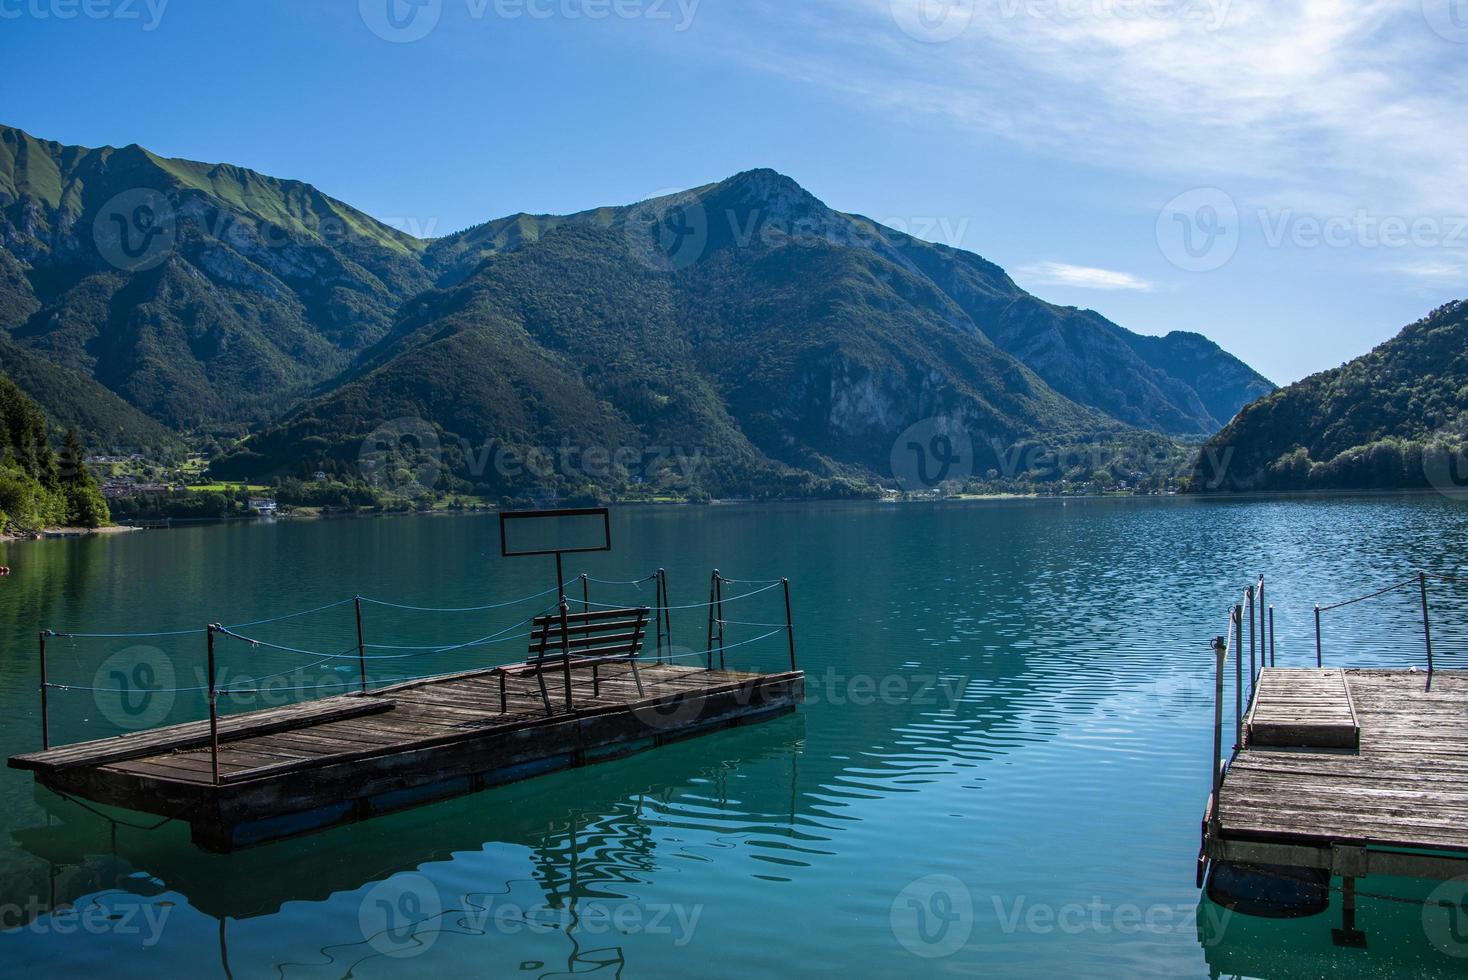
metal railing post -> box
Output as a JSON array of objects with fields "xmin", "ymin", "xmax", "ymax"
[
  {"xmin": 38, "ymin": 630, "xmax": 50, "ymax": 751},
  {"xmin": 782, "ymin": 578, "xmax": 797, "ymax": 672},
  {"xmin": 559, "ymin": 600, "xmax": 574, "ymax": 712},
  {"xmin": 207, "ymin": 624, "xmax": 221, "ymax": 786},
  {"xmin": 715, "ymin": 574, "xmax": 727, "ymax": 671},
  {"xmin": 1421, "ymin": 572, "xmax": 1435, "ymax": 682},
  {"xmin": 354, "ymin": 597, "xmax": 369, "ymax": 695},
  {"xmin": 1234, "ymin": 605, "xmax": 1244, "ymax": 750},
  {"xmin": 1211, "ymin": 633, "xmax": 1227, "ymax": 836},
  {"xmin": 581, "ymin": 574, "xmax": 590, "ymax": 615},
  {"xmin": 1247, "ymin": 586, "xmax": 1257, "ymax": 696},
  {"xmin": 705, "ymin": 571, "xmax": 718, "ymax": 670},
  {"xmin": 655, "ymin": 569, "xmax": 666, "ymax": 665}
]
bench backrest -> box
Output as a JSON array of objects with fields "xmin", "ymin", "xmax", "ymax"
[{"xmin": 528, "ymin": 607, "xmax": 650, "ymax": 666}]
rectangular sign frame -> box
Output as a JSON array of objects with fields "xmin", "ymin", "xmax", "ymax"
[{"xmin": 499, "ymin": 507, "xmax": 612, "ymax": 558}]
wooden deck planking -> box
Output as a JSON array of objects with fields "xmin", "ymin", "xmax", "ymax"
[
  {"xmin": 1245, "ymin": 668, "xmax": 1359, "ymax": 749},
  {"xmin": 90, "ymin": 664, "xmax": 769, "ymax": 785},
  {"xmin": 1219, "ymin": 670, "xmax": 1468, "ymax": 852}
]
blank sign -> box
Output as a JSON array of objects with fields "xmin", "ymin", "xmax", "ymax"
[{"xmin": 499, "ymin": 508, "xmax": 612, "ymax": 557}]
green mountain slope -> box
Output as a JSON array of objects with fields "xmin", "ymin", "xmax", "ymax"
[
  {"xmin": 1192, "ymin": 301, "xmax": 1468, "ymax": 492},
  {"xmin": 0, "ymin": 372, "xmax": 109, "ymax": 532},
  {"xmin": 215, "ymin": 174, "xmax": 1185, "ymax": 496},
  {"xmin": 421, "ymin": 172, "xmax": 1273, "ymax": 436},
  {"xmin": 0, "ymin": 124, "xmax": 430, "ymax": 432}
]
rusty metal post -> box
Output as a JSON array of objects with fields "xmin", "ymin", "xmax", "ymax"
[
  {"xmin": 207, "ymin": 625, "xmax": 221, "ymax": 786},
  {"xmin": 354, "ymin": 597, "xmax": 369, "ymax": 695},
  {"xmin": 783, "ymin": 578, "xmax": 797, "ymax": 672},
  {"xmin": 39, "ymin": 630, "xmax": 50, "ymax": 750}
]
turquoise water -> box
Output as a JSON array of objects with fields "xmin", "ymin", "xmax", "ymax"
[{"xmin": 2, "ymin": 498, "xmax": 1467, "ymax": 978}]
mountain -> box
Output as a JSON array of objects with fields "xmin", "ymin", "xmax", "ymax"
[
  {"xmin": 1191, "ymin": 301, "xmax": 1468, "ymax": 493},
  {"xmin": 215, "ymin": 171, "xmax": 1263, "ymax": 496},
  {"xmin": 0, "ymin": 124, "xmax": 430, "ymax": 436},
  {"xmin": 0, "ymin": 126, "xmax": 1273, "ymax": 491}
]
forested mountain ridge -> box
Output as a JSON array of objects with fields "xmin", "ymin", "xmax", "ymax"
[{"xmin": 1192, "ymin": 301, "xmax": 1468, "ymax": 493}]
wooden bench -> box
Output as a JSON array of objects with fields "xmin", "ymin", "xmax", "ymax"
[{"xmin": 498, "ymin": 607, "xmax": 650, "ymax": 714}]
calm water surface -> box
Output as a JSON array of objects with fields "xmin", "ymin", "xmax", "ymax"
[{"xmin": 2, "ymin": 497, "xmax": 1467, "ymax": 978}]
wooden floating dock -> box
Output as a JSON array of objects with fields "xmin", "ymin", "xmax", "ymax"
[
  {"xmin": 1204, "ymin": 665, "xmax": 1468, "ymax": 945},
  {"xmin": 1214, "ymin": 670, "xmax": 1468, "ymax": 857},
  {"xmin": 10, "ymin": 663, "xmax": 804, "ymax": 852}
]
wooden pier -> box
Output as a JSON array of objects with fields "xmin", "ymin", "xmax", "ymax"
[
  {"xmin": 10, "ymin": 661, "xmax": 803, "ymax": 852},
  {"xmin": 1201, "ymin": 574, "xmax": 1468, "ymax": 947}
]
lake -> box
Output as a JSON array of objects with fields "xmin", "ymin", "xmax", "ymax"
[{"xmin": 1, "ymin": 497, "xmax": 1466, "ymax": 978}]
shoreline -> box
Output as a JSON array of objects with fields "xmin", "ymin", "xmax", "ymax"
[{"xmin": 1, "ymin": 525, "xmax": 143, "ymax": 543}]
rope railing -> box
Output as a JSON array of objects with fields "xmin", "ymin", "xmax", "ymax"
[
  {"xmin": 30, "ymin": 566, "xmax": 799, "ymax": 785},
  {"xmin": 1313, "ymin": 570, "xmax": 1457, "ymax": 677}
]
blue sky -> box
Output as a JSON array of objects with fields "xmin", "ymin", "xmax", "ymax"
[{"xmin": 2, "ymin": 0, "xmax": 1465, "ymax": 385}]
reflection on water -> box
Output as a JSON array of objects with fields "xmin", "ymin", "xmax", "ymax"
[{"xmin": 2, "ymin": 499, "xmax": 1468, "ymax": 977}]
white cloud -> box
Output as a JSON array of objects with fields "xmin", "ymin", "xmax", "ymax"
[
  {"xmin": 1017, "ymin": 260, "xmax": 1155, "ymax": 290},
  {"xmin": 705, "ymin": 1, "xmax": 1468, "ymax": 220}
]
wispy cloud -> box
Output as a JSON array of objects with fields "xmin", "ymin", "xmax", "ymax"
[
  {"xmin": 1017, "ymin": 261, "xmax": 1155, "ymax": 291},
  {"xmin": 700, "ymin": 1, "xmax": 1468, "ymax": 220}
]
